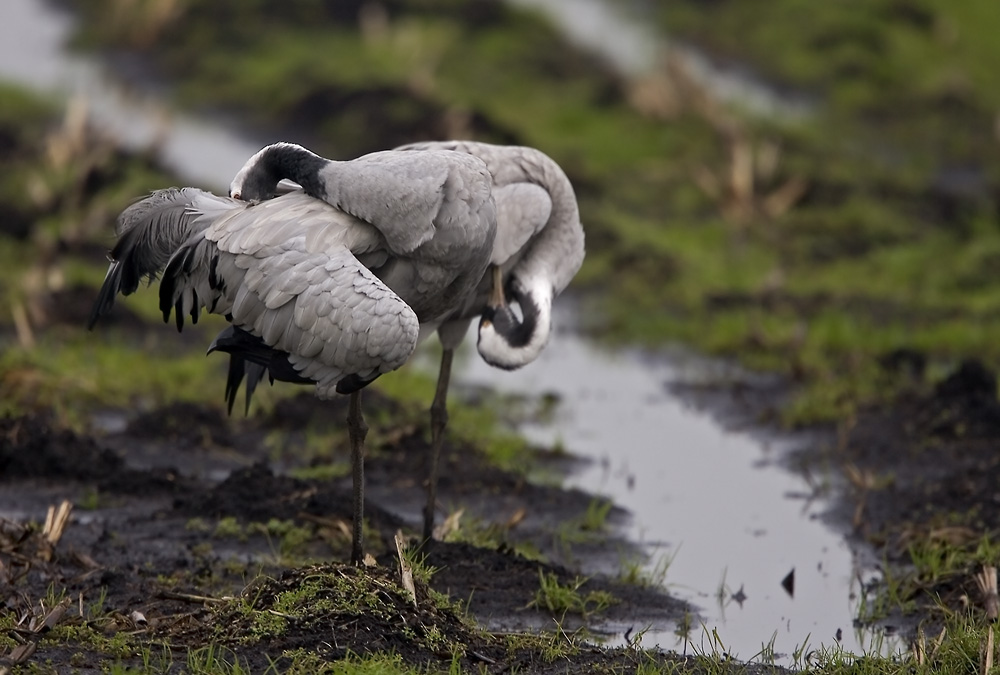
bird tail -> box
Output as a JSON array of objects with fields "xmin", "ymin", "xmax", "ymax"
[
  {"xmin": 208, "ymin": 325, "xmax": 312, "ymax": 414},
  {"xmin": 87, "ymin": 187, "xmax": 236, "ymax": 330},
  {"xmin": 219, "ymin": 351, "xmax": 268, "ymax": 416}
]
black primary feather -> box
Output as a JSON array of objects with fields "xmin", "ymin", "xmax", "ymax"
[
  {"xmin": 221, "ymin": 353, "xmax": 267, "ymax": 415},
  {"xmin": 86, "ymin": 261, "xmax": 124, "ymax": 330},
  {"xmin": 208, "ymin": 325, "xmax": 313, "ymax": 413},
  {"xmin": 87, "ymin": 187, "xmax": 213, "ymax": 330}
]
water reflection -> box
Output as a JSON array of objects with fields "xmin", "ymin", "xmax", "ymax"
[
  {"xmin": 507, "ymin": 0, "xmax": 814, "ymax": 119},
  {"xmin": 457, "ymin": 317, "xmax": 886, "ymax": 660}
]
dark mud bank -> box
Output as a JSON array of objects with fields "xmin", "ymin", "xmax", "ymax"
[{"xmin": 0, "ymin": 399, "xmax": 688, "ymax": 672}]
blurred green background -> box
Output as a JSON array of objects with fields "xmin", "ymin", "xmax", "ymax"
[{"xmin": 2, "ymin": 0, "xmax": 1000, "ymax": 426}]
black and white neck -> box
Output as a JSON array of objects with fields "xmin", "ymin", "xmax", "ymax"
[
  {"xmin": 477, "ymin": 274, "xmax": 553, "ymax": 371},
  {"xmin": 230, "ymin": 142, "xmax": 328, "ymax": 201}
]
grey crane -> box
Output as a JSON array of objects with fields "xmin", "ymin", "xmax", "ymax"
[
  {"xmin": 229, "ymin": 140, "xmax": 585, "ymax": 540},
  {"xmin": 88, "ymin": 147, "xmax": 497, "ymax": 564}
]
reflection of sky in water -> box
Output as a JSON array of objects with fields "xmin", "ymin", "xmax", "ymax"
[
  {"xmin": 0, "ymin": 0, "xmax": 267, "ymax": 191},
  {"xmin": 4, "ymin": 0, "xmax": 880, "ymax": 661},
  {"xmin": 457, "ymin": 319, "xmax": 884, "ymax": 660}
]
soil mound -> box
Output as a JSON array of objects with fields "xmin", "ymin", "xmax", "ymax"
[
  {"xmin": 926, "ymin": 359, "xmax": 1000, "ymax": 439},
  {"xmin": 203, "ymin": 563, "xmax": 502, "ymax": 669},
  {"xmin": 0, "ymin": 413, "xmax": 123, "ymax": 480}
]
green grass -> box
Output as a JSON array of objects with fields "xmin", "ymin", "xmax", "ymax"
[
  {"xmin": 659, "ymin": 0, "xmax": 1000, "ymax": 112},
  {"xmin": 644, "ymin": 1, "xmax": 1000, "ymax": 424},
  {"xmin": 619, "ymin": 550, "xmax": 677, "ymax": 589},
  {"xmin": 530, "ymin": 570, "xmax": 617, "ymax": 619},
  {"xmin": 272, "ymin": 650, "xmax": 452, "ymax": 675},
  {"xmin": 857, "ymin": 531, "xmax": 1000, "ymax": 627},
  {"xmin": 207, "ymin": 564, "xmax": 476, "ymax": 662},
  {"xmin": 440, "ymin": 511, "xmax": 544, "ymax": 562},
  {"xmin": 371, "ymin": 358, "xmax": 535, "ymax": 472},
  {"xmin": 0, "ymin": 331, "xmax": 229, "ymax": 420},
  {"xmin": 546, "ymin": 498, "xmax": 617, "ymax": 560},
  {"xmin": 49, "ymin": 0, "xmax": 1000, "ymax": 431},
  {"xmin": 579, "ymin": 498, "xmax": 613, "ymax": 533},
  {"xmin": 288, "ymin": 461, "xmax": 351, "ymax": 482},
  {"xmin": 182, "ymin": 645, "xmax": 252, "ymax": 674}
]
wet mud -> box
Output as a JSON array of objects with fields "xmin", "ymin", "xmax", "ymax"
[
  {"xmin": 838, "ymin": 358, "xmax": 1000, "ymax": 563},
  {"xmin": 791, "ymin": 357, "xmax": 1000, "ymax": 635},
  {"xmin": 669, "ymin": 351, "xmax": 1000, "ymax": 640},
  {"xmin": 0, "ymin": 386, "xmax": 688, "ymax": 672}
]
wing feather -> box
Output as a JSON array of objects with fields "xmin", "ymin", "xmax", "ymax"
[
  {"xmin": 490, "ymin": 183, "xmax": 552, "ymax": 265},
  {"xmin": 97, "ymin": 186, "xmax": 421, "ymax": 403},
  {"xmin": 88, "ymin": 187, "xmax": 237, "ymax": 329},
  {"xmin": 322, "ymin": 150, "xmax": 495, "ymax": 261},
  {"xmin": 199, "ymin": 191, "xmax": 419, "ymax": 397}
]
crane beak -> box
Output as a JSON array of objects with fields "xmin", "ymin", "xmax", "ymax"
[{"xmin": 487, "ymin": 265, "xmax": 506, "ymax": 309}]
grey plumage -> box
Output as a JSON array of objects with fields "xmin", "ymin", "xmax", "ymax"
[
  {"xmin": 87, "ymin": 187, "xmax": 231, "ymax": 329},
  {"xmin": 230, "ymin": 141, "xmax": 585, "ymax": 367},
  {"xmin": 395, "ymin": 140, "xmax": 585, "ymax": 362},
  {"xmin": 91, "ymin": 147, "xmax": 498, "ymax": 564},
  {"xmin": 394, "ymin": 141, "xmax": 585, "ymax": 539},
  {"xmin": 91, "ymin": 187, "xmax": 430, "ymax": 397},
  {"xmin": 229, "ymin": 140, "xmax": 585, "ymax": 541},
  {"xmin": 231, "ymin": 143, "xmax": 497, "ymax": 323},
  {"xmin": 93, "ymin": 147, "xmax": 497, "ymax": 397}
]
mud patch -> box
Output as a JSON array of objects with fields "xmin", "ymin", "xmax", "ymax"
[
  {"xmin": 424, "ymin": 540, "xmax": 686, "ymax": 636},
  {"xmin": 125, "ymin": 401, "xmax": 234, "ymax": 448},
  {"xmin": 0, "ymin": 407, "xmax": 690, "ymax": 673},
  {"xmin": 0, "ymin": 413, "xmax": 180, "ymax": 498},
  {"xmin": 174, "ymin": 461, "xmax": 406, "ymax": 543},
  {"xmin": 0, "ymin": 413, "xmax": 122, "ymax": 481},
  {"xmin": 841, "ymin": 358, "xmax": 1000, "ymax": 537},
  {"xmin": 200, "ymin": 563, "xmax": 502, "ymax": 668},
  {"xmin": 781, "ymin": 357, "xmax": 1000, "ymax": 632}
]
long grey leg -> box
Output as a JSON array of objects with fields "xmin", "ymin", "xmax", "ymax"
[
  {"xmin": 423, "ymin": 347, "xmax": 453, "ymax": 541},
  {"xmin": 347, "ymin": 390, "xmax": 368, "ymax": 565}
]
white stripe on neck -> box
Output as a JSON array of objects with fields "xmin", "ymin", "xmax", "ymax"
[{"xmin": 477, "ymin": 274, "xmax": 552, "ymax": 370}]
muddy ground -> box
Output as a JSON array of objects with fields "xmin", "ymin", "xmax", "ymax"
[
  {"xmin": 4, "ymin": 281, "xmax": 1000, "ymax": 675},
  {"xmin": 0, "ymin": 294, "xmax": 701, "ymax": 673},
  {"xmin": 828, "ymin": 358, "xmax": 1000, "ymax": 624},
  {"xmin": 5, "ymin": 328, "xmax": 1000, "ymax": 675}
]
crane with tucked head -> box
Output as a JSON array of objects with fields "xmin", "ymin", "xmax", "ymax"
[
  {"xmin": 88, "ymin": 147, "xmax": 497, "ymax": 564},
  {"xmin": 230, "ymin": 140, "xmax": 585, "ymax": 540}
]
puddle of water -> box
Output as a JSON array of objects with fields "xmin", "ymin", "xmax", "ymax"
[
  {"xmin": 455, "ymin": 315, "xmax": 893, "ymax": 661},
  {"xmin": 1, "ymin": 0, "xmax": 892, "ymax": 663},
  {"xmin": 0, "ymin": 0, "xmax": 266, "ymax": 191}
]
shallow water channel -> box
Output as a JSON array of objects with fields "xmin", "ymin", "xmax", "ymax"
[
  {"xmin": 460, "ymin": 320, "xmax": 887, "ymax": 658},
  {"xmin": 507, "ymin": 0, "xmax": 814, "ymax": 120},
  {"xmin": 2, "ymin": 0, "xmax": 890, "ymax": 662}
]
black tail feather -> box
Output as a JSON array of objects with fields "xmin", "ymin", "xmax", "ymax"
[
  {"xmin": 86, "ymin": 261, "xmax": 123, "ymax": 330},
  {"xmin": 159, "ymin": 259, "xmax": 178, "ymax": 324},
  {"xmin": 221, "ymin": 354, "xmax": 268, "ymax": 416},
  {"xmin": 87, "ymin": 220, "xmax": 164, "ymax": 329},
  {"xmin": 191, "ymin": 290, "xmax": 200, "ymax": 325},
  {"xmin": 244, "ymin": 362, "xmax": 267, "ymax": 414},
  {"xmin": 224, "ymin": 352, "xmax": 245, "ymax": 415},
  {"xmin": 209, "ymin": 325, "xmax": 312, "ymax": 415}
]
